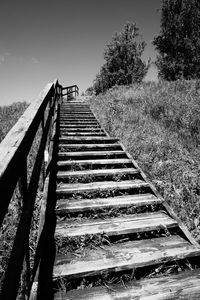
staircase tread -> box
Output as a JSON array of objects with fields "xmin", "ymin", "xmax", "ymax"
[
  {"xmin": 56, "ymin": 179, "xmax": 149, "ymax": 194},
  {"xmin": 57, "ymin": 167, "xmax": 138, "ymax": 178},
  {"xmin": 59, "ymin": 143, "xmax": 121, "ymax": 150},
  {"xmin": 56, "ymin": 193, "xmax": 160, "ymax": 213},
  {"xmin": 54, "ymin": 269, "xmax": 200, "ymax": 300},
  {"xmin": 53, "ymin": 235, "xmax": 200, "ymax": 280},
  {"xmin": 60, "ymin": 133, "xmax": 106, "ymax": 136},
  {"xmin": 59, "ymin": 137, "xmax": 115, "ymax": 142},
  {"xmin": 57, "ymin": 158, "xmax": 132, "ymax": 166},
  {"xmin": 55, "ymin": 212, "xmax": 177, "ymax": 238},
  {"xmin": 58, "ymin": 150, "xmax": 125, "ymax": 156}
]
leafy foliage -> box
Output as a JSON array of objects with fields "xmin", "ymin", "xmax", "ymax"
[
  {"xmin": 94, "ymin": 22, "xmax": 149, "ymax": 94},
  {"xmin": 153, "ymin": 0, "xmax": 200, "ymax": 80}
]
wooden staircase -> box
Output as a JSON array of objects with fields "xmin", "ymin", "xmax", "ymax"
[{"xmin": 51, "ymin": 98, "xmax": 200, "ymax": 299}]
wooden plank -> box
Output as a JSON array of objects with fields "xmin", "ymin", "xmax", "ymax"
[
  {"xmin": 53, "ymin": 235, "xmax": 200, "ymax": 279},
  {"xmin": 56, "ymin": 193, "xmax": 161, "ymax": 214},
  {"xmin": 60, "ymin": 133, "xmax": 107, "ymax": 137},
  {"xmin": 60, "ymin": 125, "xmax": 100, "ymax": 128},
  {"xmin": 54, "ymin": 269, "xmax": 200, "ymax": 300},
  {"xmin": 60, "ymin": 120, "xmax": 99, "ymax": 122},
  {"xmin": 56, "ymin": 179, "xmax": 149, "ymax": 194},
  {"xmin": 58, "ymin": 150, "xmax": 126, "ymax": 157},
  {"xmin": 60, "ymin": 116, "xmax": 96, "ymax": 120},
  {"xmin": 59, "ymin": 137, "xmax": 118, "ymax": 143},
  {"xmin": 60, "ymin": 127, "xmax": 103, "ymax": 133},
  {"xmin": 55, "ymin": 212, "xmax": 176, "ymax": 238},
  {"xmin": 60, "ymin": 114, "xmax": 93, "ymax": 117},
  {"xmin": 60, "ymin": 111, "xmax": 91, "ymax": 113},
  {"xmin": 0, "ymin": 81, "xmax": 54, "ymax": 226},
  {"xmin": 59, "ymin": 143, "xmax": 122, "ymax": 150},
  {"xmin": 60, "ymin": 124, "xmax": 100, "ymax": 127},
  {"xmin": 57, "ymin": 167, "xmax": 138, "ymax": 179},
  {"xmin": 57, "ymin": 158, "xmax": 132, "ymax": 167},
  {"xmin": 0, "ymin": 81, "xmax": 53, "ymax": 178}
]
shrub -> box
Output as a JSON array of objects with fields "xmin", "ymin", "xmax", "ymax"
[
  {"xmin": 93, "ymin": 22, "xmax": 149, "ymax": 94},
  {"xmin": 153, "ymin": 0, "xmax": 200, "ymax": 80}
]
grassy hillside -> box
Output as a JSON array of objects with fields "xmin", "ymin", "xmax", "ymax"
[
  {"xmin": 90, "ymin": 79, "xmax": 200, "ymax": 242},
  {"xmin": 0, "ymin": 102, "xmax": 28, "ymax": 142}
]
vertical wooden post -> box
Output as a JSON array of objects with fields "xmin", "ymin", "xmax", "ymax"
[{"xmin": 18, "ymin": 160, "xmax": 31, "ymax": 297}]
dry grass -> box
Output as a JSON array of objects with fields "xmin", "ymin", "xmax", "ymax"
[{"xmin": 89, "ymin": 79, "xmax": 200, "ymax": 242}]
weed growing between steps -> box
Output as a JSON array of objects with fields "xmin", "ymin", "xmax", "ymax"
[
  {"xmin": 53, "ymin": 257, "xmax": 200, "ymax": 294},
  {"xmin": 89, "ymin": 80, "xmax": 200, "ymax": 242},
  {"xmin": 55, "ymin": 226, "xmax": 179, "ymax": 258},
  {"xmin": 56, "ymin": 203, "xmax": 164, "ymax": 221},
  {"xmin": 57, "ymin": 186, "xmax": 152, "ymax": 200},
  {"xmin": 57, "ymin": 172, "xmax": 142, "ymax": 184}
]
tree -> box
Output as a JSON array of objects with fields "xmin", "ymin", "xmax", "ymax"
[
  {"xmin": 153, "ymin": 0, "xmax": 200, "ymax": 80},
  {"xmin": 93, "ymin": 22, "xmax": 149, "ymax": 94}
]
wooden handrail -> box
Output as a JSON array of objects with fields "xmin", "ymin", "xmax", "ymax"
[
  {"xmin": 0, "ymin": 80, "xmax": 63, "ymax": 299},
  {"xmin": 0, "ymin": 81, "xmax": 79, "ymax": 299},
  {"xmin": 62, "ymin": 84, "xmax": 79, "ymax": 98}
]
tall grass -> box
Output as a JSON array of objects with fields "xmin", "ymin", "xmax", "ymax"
[{"xmin": 90, "ymin": 79, "xmax": 200, "ymax": 242}]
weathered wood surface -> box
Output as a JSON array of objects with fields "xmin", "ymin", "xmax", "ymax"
[
  {"xmin": 56, "ymin": 193, "xmax": 160, "ymax": 214},
  {"xmin": 60, "ymin": 127, "xmax": 103, "ymax": 133},
  {"xmin": 55, "ymin": 212, "xmax": 177, "ymax": 238},
  {"xmin": 59, "ymin": 137, "xmax": 118, "ymax": 143},
  {"xmin": 57, "ymin": 167, "xmax": 138, "ymax": 179},
  {"xmin": 56, "ymin": 179, "xmax": 149, "ymax": 194},
  {"xmin": 60, "ymin": 116, "xmax": 97, "ymax": 120},
  {"xmin": 54, "ymin": 269, "xmax": 200, "ymax": 300},
  {"xmin": 58, "ymin": 150, "xmax": 126, "ymax": 158},
  {"xmin": 59, "ymin": 124, "xmax": 101, "ymax": 128},
  {"xmin": 53, "ymin": 235, "xmax": 200, "ymax": 279},
  {"xmin": 57, "ymin": 158, "xmax": 133, "ymax": 167},
  {"xmin": 60, "ymin": 132, "xmax": 106, "ymax": 136},
  {"xmin": 59, "ymin": 143, "xmax": 122, "ymax": 150},
  {"xmin": 0, "ymin": 82, "xmax": 54, "ymax": 224},
  {"xmin": 0, "ymin": 80, "xmax": 64, "ymax": 299}
]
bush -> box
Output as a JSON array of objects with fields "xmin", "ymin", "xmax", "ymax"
[
  {"xmin": 153, "ymin": 0, "xmax": 200, "ymax": 80},
  {"xmin": 93, "ymin": 22, "xmax": 149, "ymax": 94}
]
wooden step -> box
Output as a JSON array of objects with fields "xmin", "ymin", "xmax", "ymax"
[
  {"xmin": 60, "ymin": 123, "xmax": 99, "ymax": 127},
  {"xmin": 60, "ymin": 133, "xmax": 107, "ymax": 137},
  {"xmin": 54, "ymin": 269, "xmax": 200, "ymax": 300},
  {"xmin": 59, "ymin": 124, "xmax": 101, "ymax": 128},
  {"xmin": 60, "ymin": 110, "xmax": 93, "ymax": 116},
  {"xmin": 60, "ymin": 114, "xmax": 94, "ymax": 117},
  {"xmin": 56, "ymin": 179, "xmax": 149, "ymax": 195},
  {"xmin": 58, "ymin": 150, "xmax": 126, "ymax": 159},
  {"xmin": 59, "ymin": 143, "xmax": 122, "ymax": 151},
  {"xmin": 56, "ymin": 193, "xmax": 161, "ymax": 214},
  {"xmin": 53, "ymin": 235, "xmax": 200, "ymax": 280},
  {"xmin": 60, "ymin": 128, "xmax": 102, "ymax": 132},
  {"xmin": 57, "ymin": 158, "xmax": 132, "ymax": 168},
  {"xmin": 59, "ymin": 120, "xmax": 99, "ymax": 124},
  {"xmin": 55, "ymin": 212, "xmax": 176, "ymax": 238},
  {"xmin": 60, "ymin": 117, "xmax": 97, "ymax": 120},
  {"xmin": 57, "ymin": 167, "xmax": 139, "ymax": 179},
  {"xmin": 59, "ymin": 137, "xmax": 118, "ymax": 143}
]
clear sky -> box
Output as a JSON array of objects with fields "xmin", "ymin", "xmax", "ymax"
[{"xmin": 0, "ymin": 0, "xmax": 161, "ymax": 105}]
